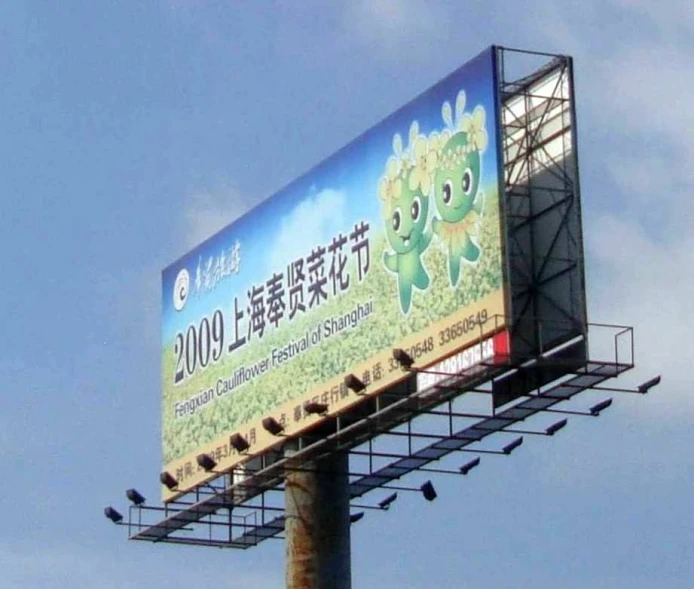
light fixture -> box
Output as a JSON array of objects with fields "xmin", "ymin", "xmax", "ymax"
[
  {"xmin": 262, "ymin": 417, "xmax": 284, "ymax": 436},
  {"xmin": 392, "ymin": 348, "xmax": 414, "ymax": 369},
  {"xmin": 126, "ymin": 488, "xmax": 145, "ymax": 506},
  {"xmin": 196, "ymin": 453, "xmax": 217, "ymax": 471},
  {"xmin": 304, "ymin": 401, "xmax": 328, "ymax": 415},
  {"xmin": 350, "ymin": 512, "xmax": 365, "ymax": 524},
  {"xmin": 229, "ymin": 433, "xmax": 250, "ymax": 453},
  {"xmin": 502, "ymin": 436, "xmax": 523, "ymax": 455},
  {"xmin": 344, "ymin": 374, "xmax": 366, "ymax": 393},
  {"xmin": 160, "ymin": 471, "xmax": 178, "ymax": 490},
  {"xmin": 104, "ymin": 506, "xmax": 123, "ymax": 523},
  {"xmin": 545, "ymin": 419, "xmax": 568, "ymax": 436},
  {"xmin": 420, "ymin": 480, "xmax": 437, "ymax": 501},
  {"xmin": 638, "ymin": 375, "xmax": 661, "ymax": 394},
  {"xmin": 459, "ymin": 457, "xmax": 481, "ymax": 475},
  {"xmin": 378, "ymin": 492, "xmax": 398, "ymax": 510},
  {"xmin": 589, "ymin": 399, "xmax": 612, "ymax": 416}
]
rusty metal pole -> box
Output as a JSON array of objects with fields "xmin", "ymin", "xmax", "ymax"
[{"xmin": 285, "ymin": 451, "xmax": 351, "ymax": 589}]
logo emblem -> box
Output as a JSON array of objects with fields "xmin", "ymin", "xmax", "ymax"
[{"xmin": 173, "ymin": 268, "xmax": 190, "ymax": 311}]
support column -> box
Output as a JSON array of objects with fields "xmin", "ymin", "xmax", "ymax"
[{"xmin": 285, "ymin": 451, "xmax": 351, "ymax": 589}]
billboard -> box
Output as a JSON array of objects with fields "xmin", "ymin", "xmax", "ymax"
[{"xmin": 161, "ymin": 47, "xmax": 509, "ymax": 497}]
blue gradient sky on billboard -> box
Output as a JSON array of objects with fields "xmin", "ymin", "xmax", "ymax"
[{"xmin": 161, "ymin": 47, "xmax": 500, "ymax": 343}]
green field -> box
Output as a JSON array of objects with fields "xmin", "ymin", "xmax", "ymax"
[{"xmin": 162, "ymin": 187, "xmax": 504, "ymax": 463}]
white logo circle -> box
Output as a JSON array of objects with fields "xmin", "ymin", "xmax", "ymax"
[{"xmin": 173, "ymin": 268, "xmax": 190, "ymax": 311}]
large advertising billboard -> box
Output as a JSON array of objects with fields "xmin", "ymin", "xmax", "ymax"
[{"xmin": 161, "ymin": 47, "xmax": 508, "ymax": 497}]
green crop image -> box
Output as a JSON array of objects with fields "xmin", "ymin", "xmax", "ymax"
[{"xmin": 162, "ymin": 188, "xmax": 504, "ymax": 464}]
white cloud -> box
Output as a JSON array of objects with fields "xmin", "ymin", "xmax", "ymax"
[
  {"xmin": 182, "ymin": 181, "xmax": 254, "ymax": 250},
  {"xmin": 586, "ymin": 213, "xmax": 694, "ymax": 409},
  {"xmin": 267, "ymin": 188, "xmax": 349, "ymax": 273},
  {"xmin": 609, "ymin": 0, "xmax": 694, "ymax": 34},
  {"xmin": 343, "ymin": 0, "xmax": 451, "ymax": 59},
  {"xmin": 583, "ymin": 37, "xmax": 694, "ymax": 407},
  {"xmin": 598, "ymin": 44, "xmax": 694, "ymax": 147}
]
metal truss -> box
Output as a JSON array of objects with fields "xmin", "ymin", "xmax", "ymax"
[
  {"xmin": 106, "ymin": 322, "xmax": 660, "ymax": 549},
  {"xmin": 497, "ymin": 47, "xmax": 587, "ymax": 362}
]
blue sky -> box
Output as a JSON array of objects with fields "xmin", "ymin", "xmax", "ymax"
[{"xmin": 1, "ymin": 1, "xmax": 692, "ymax": 587}]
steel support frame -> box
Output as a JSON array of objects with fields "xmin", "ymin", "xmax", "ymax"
[
  {"xmin": 127, "ymin": 323, "xmax": 634, "ymax": 548},
  {"xmin": 497, "ymin": 47, "xmax": 587, "ymax": 359}
]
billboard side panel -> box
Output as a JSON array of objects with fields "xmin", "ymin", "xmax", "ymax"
[
  {"xmin": 494, "ymin": 50, "xmax": 588, "ymax": 408},
  {"xmin": 161, "ymin": 47, "xmax": 509, "ymax": 497}
]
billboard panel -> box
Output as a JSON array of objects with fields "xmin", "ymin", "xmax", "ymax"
[{"xmin": 161, "ymin": 47, "xmax": 508, "ymax": 497}]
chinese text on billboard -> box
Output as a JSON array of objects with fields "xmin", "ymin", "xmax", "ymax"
[{"xmin": 161, "ymin": 47, "xmax": 508, "ymax": 495}]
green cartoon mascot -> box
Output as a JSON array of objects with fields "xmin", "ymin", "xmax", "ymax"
[
  {"xmin": 432, "ymin": 91, "xmax": 486, "ymax": 287},
  {"xmin": 380, "ymin": 123, "xmax": 435, "ymax": 314}
]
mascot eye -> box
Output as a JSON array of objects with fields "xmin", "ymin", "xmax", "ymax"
[
  {"xmin": 392, "ymin": 208, "xmax": 402, "ymax": 232},
  {"xmin": 411, "ymin": 197, "xmax": 421, "ymax": 222},
  {"xmin": 462, "ymin": 168, "xmax": 474, "ymax": 195},
  {"xmin": 442, "ymin": 180, "xmax": 453, "ymax": 204}
]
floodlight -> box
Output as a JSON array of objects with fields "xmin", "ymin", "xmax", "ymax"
[
  {"xmin": 196, "ymin": 453, "xmax": 217, "ymax": 471},
  {"xmin": 545, "ymin": 419, "xmax": 568, "ymax": 436},
  {"xmin": 261, "ymin": 417, "xmax": 284, "ymax": 436},
  {"xmin": 344, "ymin": 373, "xmax": 366, "ymax": 393},
  {"xmin": 420, "ymin": 480, "xmax": 437, "ymax": 501},
  {"xmin": 502, "ymin": 436, "xmax": 523, "ymax": 455},
  {"xmin": 304, "ymin": 401, "xmax": 328, "ymax": 415},
  {"xmin": 638, "ymin": 375, "xmax": 661, "ymax": 394},
  {"xmin": 459, "ymin": 457, "xmax": 481, "ymax": 475},
  {"xmin": 350, "ymin": 512, "xmax": 365, "ymax": 524},
  {"xmin": 126, "ymin": 488, "xmax": 145, "ymax": 506},
  {"xmin": 229, "ymin": 433, "xmax": 250, "ymax": 453},
  {"xmin": 378, "ymin": 492, "xmax": 398, "ymax": 510},
  {"xmin": 589, "ymin": 398, "xmax": 612, "ymax": 416},
  {"xmin": 160, "ymin": 471, "xmax": 178, "ymax": 490},
  {"xmin": 392, "ymin": 348, "xmax": 414, "ymax": 369},
  {"xmin": 104, "ymin": 506, "xmax": 123, "ymax": 523}
]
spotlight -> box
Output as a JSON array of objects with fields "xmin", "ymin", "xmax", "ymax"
[
  {"xmin": 126, "ymin": 488, "xmax": 145, "ymax": 506},
  {"xmin": 459, "ymin": 457, "xmax": 481, "ymax": 475},
  {"xmin": 160, "ymin": 471, "xmax": 178, "ymax": 490},
  {"xmin": 196, "ymin": 453, "xmax": 217, "ymax": 471},
  {"xmin": 104, "ymin": 506, "xmax": 123, "ymax": 523},
  {"xmin": 638, "ymin": 375, "xmax": 661, "ymax": 394},
  {"xmin": 344, "ymin": 373, "xmax": 366, "ymax": 393},
  {"xmin": 378, "ymin": 492, "xmax": 398, "ymax": 510},
  {"xmin": 350, "ymin": 512, "xmax": 365, "ymax": 524},
  {"xmin": 229, "ymin": 433, "xmax": 250, "ymax": 453},
  {"xmin": 392, "ymin": 348, "xmax": 414, "ymax": 369},
  {"xmin": 502, "ymin": 436, "xmax": 523, "ymax": 455},
  {"xmin": 545, "ymin": 419, "xmax": 568, "ymax": 436},
  {"xmin": 262, "ymin": 417, "xmax": 284, "ymax": 436},
  {"xmin": 304, "ymin": 401, "xmax": 328, "ymax": 415},
  {"xmin": 420, "ymin": 480, "xmax": 437, "ymax": 501},
  {"xmin": 589, "ymin": 399, "xmax": 612, "ymax": 416}
]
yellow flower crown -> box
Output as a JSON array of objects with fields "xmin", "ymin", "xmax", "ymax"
[{"xmin": 379, "ymin": 93, "xmax": 487, "ymax": 205}]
